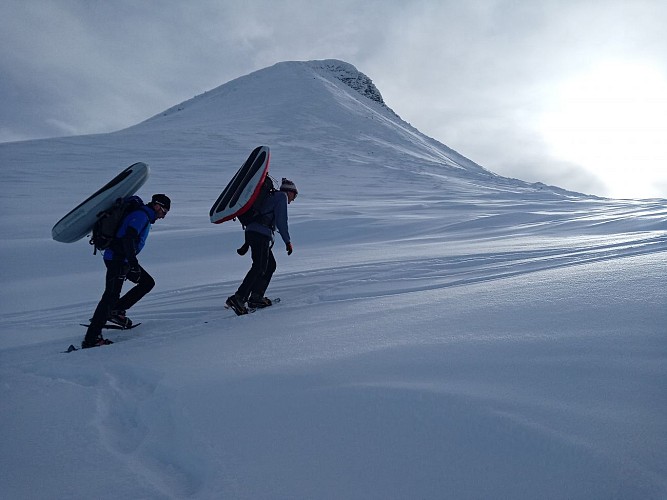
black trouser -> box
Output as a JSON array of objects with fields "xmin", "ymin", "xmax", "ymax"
[
  {"xmin": 85, "ymin": 260, "xmax": 155, "ymax": 341},
  {"xmin": 236, "ymin": 231, "xmax": 276, "ymax": 301}
]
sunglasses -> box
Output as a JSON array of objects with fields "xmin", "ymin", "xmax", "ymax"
[{"xmin": 155, "ymin": 202, "xmax": 169, "ymax": 214}]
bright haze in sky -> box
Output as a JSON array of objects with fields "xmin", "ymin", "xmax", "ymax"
[
  {"xmin": 1, "ymin": 0, "xmax": 666, "ymax": 199},
  {"xmin": 540, "ymin": 60, "xmax": 667, "ymax": 199}
]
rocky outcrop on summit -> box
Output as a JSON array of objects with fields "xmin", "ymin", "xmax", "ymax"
[{"xmin": 315, "ymin": 60, "xmax": 387, "ymax": 107}]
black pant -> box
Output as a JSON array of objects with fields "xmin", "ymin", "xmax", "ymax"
[
  {"xmin": 85, "ymin": 260, "xmax": 155, "ymax": 341},
  {"xmin": 236, "ymin": 231, "xmax": 276, "ymax": 301}
]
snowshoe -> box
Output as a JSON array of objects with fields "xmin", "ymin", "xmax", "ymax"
[
  {"xmin": 225, "ymin": 295, "xmax": 249, "ymax": 315},
  {"xmin": 81, "ymin": 336, "xmax": 114, "ymax": 349},
  {"xmin": 109, "ymin": 310, "xmax": 132, "ymax": 329},
  {"xmin": 248, "ymin": 296, "xmax": 272, "ymax": 309}
]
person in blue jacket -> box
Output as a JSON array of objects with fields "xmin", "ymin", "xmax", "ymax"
[
  {"xmin": 82, "ymin": 194, "xmax": 171, "ymax": 348},
  {"xmin": 226, "ymin": 178, "xmax": 297, "ymax": 315}
]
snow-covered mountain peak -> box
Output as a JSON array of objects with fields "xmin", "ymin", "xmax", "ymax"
[
  {"xmin": 308, "ymin": 59, "xmax": 387, "ymax": 107},
  {"xmin": 147, "ymin": 59, "xmax": 390, "ymax": 124}
]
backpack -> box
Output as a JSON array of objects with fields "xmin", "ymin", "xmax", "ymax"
[
  {"xmin": 89, "ymin": 195, "xmax": 145, "ymax": 254},
  {"xmin": 237, "ymin": 176, "xmax": 275, "ymax": 227}
]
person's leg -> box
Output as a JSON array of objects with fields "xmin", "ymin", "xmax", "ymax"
[
  {"xmin": 236, "ymin": 232, "xmax": 271, "ymax": 301},
  {"xmin": 114, "ymin": 265, "xmax": 155, "ymax": 312},
  {"xmin": 84, "ymin": 260, "xmax": 127, "ymax": 345},
  {"xmin": 251, "ymin": 249, "xmax": 276, "ymax": 299}
]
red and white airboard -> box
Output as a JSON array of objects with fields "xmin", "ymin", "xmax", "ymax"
[
  {"xmin": 210, "ymin": 146, "xmax": 271, "ymax": 224},
  {"xmin": 52, "ymin": 162, "xmax": 150, "ymax": 243}
]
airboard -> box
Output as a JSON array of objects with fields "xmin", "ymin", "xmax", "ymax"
[
  {"xmin": 210, "ymin": 146, "xmax": 271, "ymax": 224},
  {"xmin": 52, "ymin": 162, "xmax": 150, "ymax": 243}
]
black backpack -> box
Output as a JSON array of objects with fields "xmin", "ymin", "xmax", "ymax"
[
  {"xmin": 237, "ymin": 176, "xmax": 275, "ymax": 227},
  {"xmin": 89, "ymin": 195, "xmax": 145, "ymax": 254}
]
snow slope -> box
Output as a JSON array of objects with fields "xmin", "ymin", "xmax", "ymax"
[{"xmin": 1, "ymin": 59, "xmax": 666, "ymax": 499}]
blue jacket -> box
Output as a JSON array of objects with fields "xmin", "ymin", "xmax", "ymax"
[
  {"xmin": 245, "ymin": 191, "xmax": 291, "ymax": 245},
  {"xmin": 104, "ymin": 205, "xmax": 156, "ymax": 262}
]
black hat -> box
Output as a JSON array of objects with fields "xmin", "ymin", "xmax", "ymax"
[{"xmin": 151, "ymin": 194, "xmax": 171, "ymax": 211}]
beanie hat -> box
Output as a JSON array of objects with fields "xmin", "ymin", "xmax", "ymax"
[
  {"xmin": 151, "ymin": 193, "xmax": 171, "ymax": 211},
  {"xmin": 280, "ymin": 178, "xmax": 298, "ymax": 195}
]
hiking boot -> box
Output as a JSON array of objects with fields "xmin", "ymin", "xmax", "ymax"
[
  {"xmin": 248, "ymin": 295, "xmax": 272, "ymax": 309},
  {"xmin": 81, "ymin": 336, "xmax": 114, "ymax": 349},
  {"xmin": 109, "ymin": 310, "xmax": 133, "ymax": 329},
  {"xmin": 225, "ymin": 294, "xmax": 248, "ymax": 315}
]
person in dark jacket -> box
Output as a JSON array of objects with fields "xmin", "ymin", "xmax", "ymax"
[
  {"xmin": 226, "ymin": 178, "xmax": 297, "ymax": 315},
  {"xmin": 82, "ymin": 194, "xmax": 171, "ymax": 348}
]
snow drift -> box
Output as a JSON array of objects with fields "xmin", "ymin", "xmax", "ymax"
[{"xmin": 0, "ymin": 59, "xmax": 666, "ymax": 499}]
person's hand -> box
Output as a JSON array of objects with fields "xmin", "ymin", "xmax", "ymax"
[
  {"xmin": 127, "ymin": 265, "xmax": 141, "ymax": 282},
  {"xmin": 237, "ymin": 242, "xmax": 249, "ymax": 256},
  {"xmin": 286, "ymin": 242, "xmax": 293, "ymax": 255}
]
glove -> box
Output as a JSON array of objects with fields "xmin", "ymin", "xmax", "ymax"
[
  {"xmin": 286, "ymin": 242, "xmax": 293, "ymax": 255},
  {"xmin": 237, "ymin": 242, "xmax": 249, "ymax": 256},
  {"xmin": 127, "ymin": 264, "xmax": 141, "ymax": 283}
]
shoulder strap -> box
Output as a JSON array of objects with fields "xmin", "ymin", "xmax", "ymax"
[
  {"xmin": 257, "ymin": 190, "xmax": 277, "ymax": 227},
  {"xmin": 119, "ymin": 206, "xmax": 152, "ymax": 238},
  {"xmin": 138, "ymin": 206, "xmax": 152, "ymax": 233}
]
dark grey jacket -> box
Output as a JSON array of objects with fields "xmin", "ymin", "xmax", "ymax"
[{"xmin": 245, "ymin": 191, "xmax": 291, "ymax": 245}]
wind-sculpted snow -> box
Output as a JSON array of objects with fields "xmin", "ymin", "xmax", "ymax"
[{"xmin": 0, "ymin": 59, "xmax": 665, "ymax": 499}]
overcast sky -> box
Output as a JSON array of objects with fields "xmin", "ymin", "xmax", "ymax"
[{"xmin": 2, "ymin": 0, "xmax": 667, "ymax": 199}]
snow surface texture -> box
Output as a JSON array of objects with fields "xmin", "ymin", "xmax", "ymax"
[{"xmin": 1, "ymin": 59, "xmax": 666, "ymax": 499}]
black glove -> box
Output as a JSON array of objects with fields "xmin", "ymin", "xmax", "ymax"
[
  {"xmin": 120, "ymin": 228, "xmax": 140, "ymax": 267},
  {"xmin": 286, "ymin": 242, "xmax": 293, "ymax": 255},
  {"xmin": 237, "ymin": 242, "xmax": 249, "ymax": 256},
  {"xmin": 126, "ymin": 264, "xmax": 141, "ymax": 283}
]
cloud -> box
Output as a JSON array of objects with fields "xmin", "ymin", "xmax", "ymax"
[
  {"xmin": 1, "ymin": 0, "xmax": 666, "ymax": 197},
  {"xmin": 0, "ymin": 0, "xmax": 392, "ymax": 140},
  {"xmin": 362, "ymin": 0, "xmax": 667, "ymax": 198}
]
